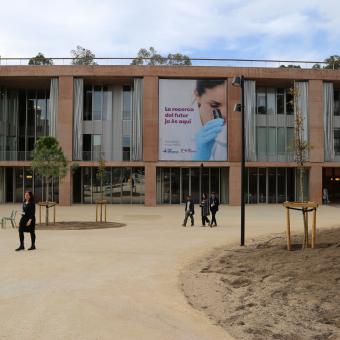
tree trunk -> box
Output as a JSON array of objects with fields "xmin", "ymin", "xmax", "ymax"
[
  {"xmin": 302, "ymin": 208, "xmax": 309, "ymax": 249},
  {"xmin": 299, "ymin": 167, "xmax": 304, "ymax": 202},
  {"xmin": 45, "ymin": 177, "xmax": 49, "ymax": 225}
]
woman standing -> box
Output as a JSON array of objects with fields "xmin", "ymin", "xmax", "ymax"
[
  {"xmin": 200, "ymin": 193, "xmax": 210, "ymax": 227},
  {"xmin": 15, "ymin": 191, "xmax": 36, "ymax": 251}
]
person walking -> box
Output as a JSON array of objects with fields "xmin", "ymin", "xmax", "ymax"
[
  {"xmin": 200, "ymin": 193, "xmax": 210, "ymax": 226},
  {"xmin": 209, "ymin": 191, "xmax": 220, "ymax": 227},
  {"xmin": 182, "ymin": 195, "xmax": 194, "ymax": 227},
  {"xmin": 15, "ymin": 191, "xmax": 36, "ymax": 251},
  {"xmin": 322, "ymin": 187, "xmax": 329, "ymax": 204}
]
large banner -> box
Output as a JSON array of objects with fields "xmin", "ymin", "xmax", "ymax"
[{"xmin": 159, "ymin": 79, "xmax": 227, "ymax": 161}]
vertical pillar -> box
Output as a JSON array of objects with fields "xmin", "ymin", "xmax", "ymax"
[
  {"xmin": 58, "ymin": 76, "xmax": 73, "ymax": 206},
  {"xmin": 309, "ymin": 80, "xmax": 324, "ymax": 162},
  {"xmin": 143, "ymin": 76, "xmax": 158, "ymax": 162},
  {"xmin": 145, "ymin": 163, "xmax": 156, "ymax": 206},
  {"xmin": 309, "ymin": 165, "xmax": 322, "ymax": 204},
  {"xmin": 143, "ymin": 76, "xmax": 158, "ymax": 206},
  {"xmin": 229, "ymin": 164, "xmax": 241, "ymax": 205}
]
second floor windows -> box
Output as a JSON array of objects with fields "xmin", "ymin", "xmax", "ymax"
[{"xmin": 257, "ymin": 88, "xmax": 294, "ymax": 115}]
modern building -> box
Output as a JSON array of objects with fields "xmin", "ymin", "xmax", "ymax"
[{"xmin": 0, "ymin": 64, "xmax": 339, "ymax": 206}]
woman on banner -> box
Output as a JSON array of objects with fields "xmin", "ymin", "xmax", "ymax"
[{"xmin": 193, "ymin": 80, "xmax": 227, "ymax": 161}]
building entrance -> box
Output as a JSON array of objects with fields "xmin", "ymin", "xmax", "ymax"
[{"xmin": 323, "ymin": 168, "xmax": 340, "ymax": 203}]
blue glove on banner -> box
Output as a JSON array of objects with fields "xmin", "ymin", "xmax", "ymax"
[{"xmin": 193, "ymin": 118, "xmax": 224, "ymax": 160}]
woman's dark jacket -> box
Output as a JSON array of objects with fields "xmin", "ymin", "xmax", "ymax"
[
  {"xmin": 19, "ymin": 201, "xmax": 36, "ymax": 229},
  {"xmin": 200, "ymin": 199, "xmax": 210, "ymax": 216}
]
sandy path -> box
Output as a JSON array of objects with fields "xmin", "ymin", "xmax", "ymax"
[{"xmin": 0, "ymin": 204, "xmax": 339, "ymax": 339}]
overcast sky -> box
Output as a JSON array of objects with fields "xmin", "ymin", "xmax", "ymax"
[{"xmin": 0, "ymin": 0, "xmax": 339, "ymax": 63}]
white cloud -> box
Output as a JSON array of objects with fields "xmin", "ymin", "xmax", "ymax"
[{"xmin": 0, "ymin": 0, "xmax": 339, "ymax": 63}]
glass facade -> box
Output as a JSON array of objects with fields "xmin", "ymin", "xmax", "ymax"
[
  {"xmin": 156, "ymin": 167, "xmax": 228, "ymax": 204},
  {"xmin": 0, "ymin": 89, "xmax": 50, "ymax": 161},
  {"xmin": 82, "ymin": 84, "xmax": 135, "ymax": 161},
  {"xmin": 255, "ymin": 87, "xmax": 295, "ymax": 161},
  {"xmin": 0, "ymin": 167, "xmax": 58, "ymax": 203},
  {"xmin": 73, "ymin": 167, "xmax": 145, "ymax": 204},
  {"xmin": 245, "ymin": 168, "xmax": 308, "ymax": 204},
  {"xmin": 323, "ymin": 168, "xmax": 340, "ymax": 203}
]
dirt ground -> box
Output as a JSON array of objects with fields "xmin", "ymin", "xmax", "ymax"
[{"xmin": 181, "ymin": 228, "xmax": 340, "ymax": 340}]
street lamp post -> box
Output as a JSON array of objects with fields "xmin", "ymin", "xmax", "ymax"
[{"xmin": 232, "ymin": 76, "xmax": 245, "ymax": 246}]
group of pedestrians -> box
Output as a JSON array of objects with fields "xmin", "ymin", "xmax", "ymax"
[{"xmin": 182, "ymin": 192, "xmax": 219, "ymax": 227}]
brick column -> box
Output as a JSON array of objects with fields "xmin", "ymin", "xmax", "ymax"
[
  {"xmin": 309, "ymin": 165, "xmax": 322, "ymax": 204},
  {"xmin": 143, "ymin": 76, "xmax": 158, "ymax": 206},
  {"xmin": 308, "ymin": 80, "xmax": 324, "ymax": 205},
  {"xmin": 309, "ymin": 80, "xmax": 324, "ymax": 162},
  {"xmin": 144, "ymin": 164, "xmax": 156, "ymax": 206},
  {"xmin": 58, "ymin": 76, "xmax": 73, "ymax": 206},
  {"xmin": 229, "ymin": 164, "xmax": 241, "ymax": 205},
  {"xmin": 143, "ymin": 76, "xmax": 158, "ymax": 162}
]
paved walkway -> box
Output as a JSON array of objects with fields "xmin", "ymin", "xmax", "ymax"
[{"xmin": 0, "ymin": 204, "xmax": 339, "ymax": 340}]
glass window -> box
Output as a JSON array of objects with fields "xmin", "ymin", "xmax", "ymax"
[
  {"xmin": 123, "ymin": 86, "xmax": 131, "ymax": 120},
  {"xmin": 287, "ymin": 168, "xmax": 295, "ymax": 202},
  {"xmin": 131, "ymin": 167, "xmax": 144, "ymax": 204},
  {"xmin": 201, "ymin": 168, "xmax": 209, "ymax": 200},
  {"xmin": 210, "ymin": 168, "xmax": 220, "ymax": 196},
  {"xmin": 182, "ymin": 168, "xmax": 190, "ymax": 202},
  {"xmin": 248, "ymin": 168, "xmax": 258, "ymax": 203},
  {"xmin": 112, "ymin": 168, "xmax": 122, "ymax": 204},
  {"xmin": 15, "ymin": 167, "xmax": 23, "ymax": 203},
  {"xmin": 258, "ymin": 168, "xmax": 266, "ymax": 203},
  {"xmin": 268, "ymin": 168, "xmax": 276, "ymax": 203},
  {"xmin": 277, "ymin": 168, "xmax": 286, "ymax": 203},
  {"xmin": 277, "ymin": 127, "xmax": 286, "ymax": 154},
  {"xmin": 276, "ymin": 89, "xmax": 285, "ymax": 114},
  {"xmin": 190, "ymin": 168, "xmax": 200, "ymax": 203},
  {"xmin": 123, "ymin": 136, "xmax": 130, "ymax": 161},
  {"xmin": 102, "ymin": 86, "xmax": 111, "ymax": 121},
  {"xmin": 83, "ymin": 167, "xmax": 92, "ymax": 204},
  {"xmin": 267, "ymin": 88, "xmax": 276, "ymax": 115},
  {"xmin": 93, "ymin": 86, "xmax": 102, "ymax": 121},
  {"xmin": 220, "ymin": 168, "xmax": 228, "ymax": 204},
  {"xmin": 268, "ymin": 128, "xmax": 277, "ymax": 156},
  {"xmin": 257, "ymin": 127, "xmax": 267, "ymax": 158},
  {"xmin": 160, "ymin": 168, "xmax": 170, "ymax": 204},
  {"xmin": 334, "ymin": 129, "xmax": 340, "ymax": 155},
  {"xmin": 287, "ymin": 128, "xmax": 295, "ymax": 153},
  {"xmin": 84, "ymin": 86, "xmax": 92, "ymax": 120},
  {"xmin": 256, "ymin": 88, "xmax": 266, "ymax": 114},
  {"xmin": 286, "ymin": 91, "xmax": 294, "ymax": 115},
  {"xmin": 83, "ymin": 134, "xmax": 91, "ymax": 160},
  {"xmin": 72, "ymin": 167, "xmax": 82, "ymax": 203},
  {"xmin": 92, "ymin": 134, "xmax": 102, "ymax": 160}
]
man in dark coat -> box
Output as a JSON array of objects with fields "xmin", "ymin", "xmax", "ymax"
[
  {"xmin": 209, "ymin": 192, "xmax": 219, "ymax": 227},
  {"xmin": 182, "ymin": 195, "xmax": 194, "ymax": 227}
]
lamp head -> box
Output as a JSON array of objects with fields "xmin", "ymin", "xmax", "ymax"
[
  {"xmin": 232, "ymin": 76, "xmax": 242, "ymax": 87},
  {"xmin": 234, "ymin": 103, "xmax": 242, "ymax": 112}
]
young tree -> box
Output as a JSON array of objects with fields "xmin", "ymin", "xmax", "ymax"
[
  {"xmin": 71, "ymin": 46, "xmax": 97, "ymax": 65},
  {"xmin": 95, "ymin": 150, "xmax": 107, "ymax": 222},
  {"xmin": 131, "ymin": 47, "xmax": 191, "ymax": 65},
  {"xmin": 28, "ymin": 53, "xmax": 53, "ymax": 65},
  {"xmin": 290, "ymin": 87, "xmax": 309, "ymax": 203},
  {"xmin": 289, "ymin": 87, "xmax": 311, "ymax": 249},
  {"xmin": 31, "ymin": 137, "xmax": 68, "ymax": 225}
]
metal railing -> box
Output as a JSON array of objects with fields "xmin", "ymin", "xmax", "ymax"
[
  {"xmin": 0, "ymin": 56, "xmax": 335, "ymax": 69},
  {"xmin": 0, "ymin": 151, "xmax": 34, "ymax": 161}
]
